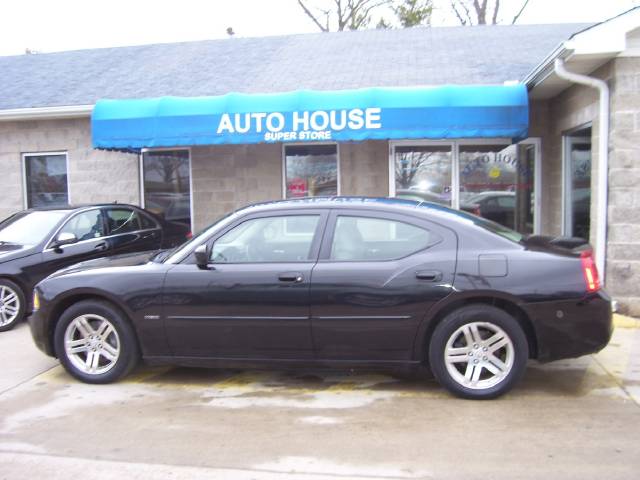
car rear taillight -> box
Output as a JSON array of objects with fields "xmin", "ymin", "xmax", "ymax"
[
  {"xmin": 580, "ymin": 250, "xmax": 600, "ymax": 293},
  {"xmin": 186, "ymin": 231, "xmax": 193, "ymax": 240}
]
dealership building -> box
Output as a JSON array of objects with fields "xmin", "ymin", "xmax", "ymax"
[{"xmin": 1, "ymin": 8, "xmax": 639, "ymax": 314}]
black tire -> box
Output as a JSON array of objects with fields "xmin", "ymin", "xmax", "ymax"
[
  {"xmin": 54, "ymin": 300, "xmax": 139, "ymax": 384},
  {"xmin": 428, "ymin": 304, "xmax": 528, "ymax": 399},
  {"xmin": 0, "ymin": 278, "xmax": 26, "ymax": 332}
]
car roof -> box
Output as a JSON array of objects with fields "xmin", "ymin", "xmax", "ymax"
[
  {"xmin": 24, "ymin": 203, "xmax": 143, "ymax": 214},
  {"xmin": 234, "ymin": 196, "xmax": 481, "ymax": 228}
]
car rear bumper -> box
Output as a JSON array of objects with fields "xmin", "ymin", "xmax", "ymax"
[{"xmin": 523, "ymin": 290, "xmax": 613, "ymax": 362}]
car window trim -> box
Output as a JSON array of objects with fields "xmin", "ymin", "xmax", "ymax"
[
  {"xmin": 43, "ymin": 207, "xmax": 106, "ymax": 250},
  {"xmin": 318, "ymin": 208, "xmax": 444, "ymax": 263},
  {"xmin": 43, "ymin": 207, "xmax": 160, "ymax": 253},
  {"xmin": 104, "ymin": 206, "xmax": 143, "ymax": 236},
  {"xmin": 180, "ymin": 209, "xmax": 330, "ymax": 266}
]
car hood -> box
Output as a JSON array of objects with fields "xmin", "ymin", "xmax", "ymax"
[
  {"xmin": 0, "ymin": 243, "xmax": 37, "ymax": 264},
  {"xmin": 48, "ymin": 251, "xmax": 159, "ymax": 279}
]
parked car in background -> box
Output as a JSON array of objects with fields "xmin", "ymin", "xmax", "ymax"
[
  {"xmin": 460, "ymin": 191, "xmax": 516, "ymax": 226},
  {"xmin": 29, "ymin": 197, "xmax": 612, "ymax": 399},
  {"xmin": 395, "ymin": 188, "xmax": 450, "ymax": 205},
  {"xmin": 0, "ymin": 204, "xmax": 190, "ymax": 332}
]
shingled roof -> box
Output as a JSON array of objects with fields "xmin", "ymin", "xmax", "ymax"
[{"xmin": 0, "ymin": 23, "xmax": 589, "ymax": 110}]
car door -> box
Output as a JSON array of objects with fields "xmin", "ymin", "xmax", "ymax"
[
  {"xmin": 39, "ymin": 208, "xmax": 112, "ymax": 276},
  {"xmin": 162, "ymin": 209, "xmax": 328, "ymax": 359},
  {"xmin": 103, "ymin": 206, "xmax": 162, "ymax": 254},
  {"xmin": 310, "ymin": 209, "xmax": 457, "ymax": 361}
]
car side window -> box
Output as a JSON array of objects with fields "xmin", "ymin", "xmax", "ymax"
[
  {"xmin": 140, "ymin": 212, "xmax": 158, "ymax": 230},
  {"xmin": 59, "ymin": 209, "xmax": 105, "ymax": 242},
  {"xmin": 210, "ymin": 215, "xmax": 320, "ymax": 263},
  {"xmin": 106, "ymin": 208, "xmax": 141, "ymax": 235},
  {"xmin": 330, "ymin": 216, "xmax": 439, "ymax": 261}
]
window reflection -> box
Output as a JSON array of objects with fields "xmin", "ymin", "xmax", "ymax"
[
  {"xmin": 285, "ymin": 145, "xmax": 338, "ymax": 198},
  {"xmin": 142, "ymin": 150, "xmax": 191, "ymax": 229},
  {"xmin": 459, "ymin": 144, "xmax": 535, "ymax": 234},
  {"xmin": 394, "ymin": 145, "xmax": 452, "ymax": 206},
  {"xmin": 24, "ymin": 154, "xmax": 68, "ymax": 208}
]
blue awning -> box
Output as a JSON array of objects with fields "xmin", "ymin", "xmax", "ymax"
[{"xmin": 91, "ymin": 85, "xmax": 528, "ymax": 150}]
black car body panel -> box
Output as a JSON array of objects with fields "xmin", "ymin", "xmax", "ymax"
[
  {"xmin": 29, "ymin": 197, "xmax": 613, "ymax": 369},
  {"xmin": 0, "ymin": 204, "xmax": 189, "ymax": 313}
]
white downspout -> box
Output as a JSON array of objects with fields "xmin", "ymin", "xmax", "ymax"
[{"xmin": 554, "ymin": 58, "xmax": 610, "ymax": 283}]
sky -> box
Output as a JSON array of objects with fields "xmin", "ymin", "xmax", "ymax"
[{"xmin": 1, "ymin": 0, "xmax": 639, "ymax": 56}]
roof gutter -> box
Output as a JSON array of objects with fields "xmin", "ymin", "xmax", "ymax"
[
  {"xmin": 0, "ymin": 104, "xmax": 93, "ymax": 121},
  {"xmin": 554, "ymin": 58, "xmax": 610, "ymax": 283},
  {"xmin": 522, "ymin": 42, "xmax": 573, "ymax": 89}
]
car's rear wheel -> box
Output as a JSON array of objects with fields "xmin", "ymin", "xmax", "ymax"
[
  {"xmin": 429, "ymin": 304, "xmax": 528, "ymax": 399},
  {"xmin": 0, "ymin": 279, "xmax": 26, "ymax": 332},
  {"xmin": 54, "ymin": 300, "xmax": 139, "ymax": 383}
]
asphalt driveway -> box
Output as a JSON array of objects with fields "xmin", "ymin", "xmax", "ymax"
[{"xmin": 1, "ymin": 318, "xmax": 639, "ymax": 480}]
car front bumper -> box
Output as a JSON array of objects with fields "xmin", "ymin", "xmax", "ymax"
[
  {"xmin": 28, "ymin": 301, "xmax": 55, "ymax": 358},
  {"xmin": 524, "ymin": 290, "xmax": 613, "ymax": 362}
]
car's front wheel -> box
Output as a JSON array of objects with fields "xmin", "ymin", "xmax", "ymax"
[
  {"xmin": 0, "ymin": 279, "xmax": 26, "ymax": 332},
  {"xmin": 429, "ymin": 305, "xmax": 528, "ymax": 399},
  {"xmin": 54, "ymin": 300, "xmax": 139, "ymax": 383}
]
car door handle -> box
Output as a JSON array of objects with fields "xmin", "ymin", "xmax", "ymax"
[
  {"xmin": 94, "ymin": 242, "xmax": 108, "ymax": 252},
  {"xmin": 415, "ymin": 270, "xmax": 442, "ymax": 281},
  {"xmin": 278, "ymin": 272, "xmax": 304, "ymax": 283}
]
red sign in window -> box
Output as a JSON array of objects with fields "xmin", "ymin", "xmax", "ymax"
[{"xmin": 288, "ymin": 178, "xmax": 308, "ymax": 197}]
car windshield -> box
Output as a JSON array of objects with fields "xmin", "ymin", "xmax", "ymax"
[{"xmin": 0, "ymin": 210, "xmax": 68, "ymax": 246}]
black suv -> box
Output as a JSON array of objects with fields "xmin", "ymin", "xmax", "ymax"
[{"xmin": 0, "ymin": 204, "xmax": 190, "ymax": 331}]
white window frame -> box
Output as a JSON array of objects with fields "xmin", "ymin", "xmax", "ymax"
[
  {"xmin": 282, "ymin": 142, "xmax": 340, "ymax": 199},
  {"xmin": 21, "ymin": 151, "xmax": 70, "ymax": 209},
  {"xmin": 389, "ymin": 138, "xmax": 542, "ymax": 234},
  {"xmin": 140, "ymin": 147, "xmax": 194, "ymax": 234},
  {"xmin": 561, "ymin": 124, "xmax": 592, "ymax": 237}
]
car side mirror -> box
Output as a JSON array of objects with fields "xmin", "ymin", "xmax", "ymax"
[
  {"xmin": 52, "ymin": 232, "xmax": 78, "ymax": 251},
  {"xmin": 194, "ymin": 244, "xmax": 211, "ymax": 270}
]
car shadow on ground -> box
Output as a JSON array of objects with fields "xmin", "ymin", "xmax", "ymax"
[{"xmin": 117, "ymin": 356, "xmax": 623, "ymax": 401}]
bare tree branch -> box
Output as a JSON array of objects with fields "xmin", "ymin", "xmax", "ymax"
[
  {"xmin": 492, "ymin": 0, "xmax": 500, "ymax": 24},
  {"xmin": 298, "ymin": 0, "xmax": 329, "ymax": 32},
  {"xmin": 511, "ymin": 0, "xmax": 531, "ymax": 24}
]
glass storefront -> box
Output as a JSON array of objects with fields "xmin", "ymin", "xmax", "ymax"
[
  {"xmin": 393, "ymin": 140, "xmax": 538, "ymax": 234},
  {"xmin": 284, "ymin": 145, "xmax": 338, "ymax": 198},
  {"xmin": 459, "ymin": 143, "xmax": 535, "ymax": 234},
  {"xmin": 142, "ymin": 150, "xmax": 191, "ymax": 229},
  {"xmin": 564, "ymin": 127, "xmax": 591, "ymax": 241},
  {"xmin": 23, "ymin": 153, "xmax": 68, "ymax": 208},
  {"xmin": 394, "ymin": 145, "xmax": 452, "ymax": 206}
]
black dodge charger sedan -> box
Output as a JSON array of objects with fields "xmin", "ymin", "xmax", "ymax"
[
  {"xmin": 0, "ymin": 204, "xmax": 190, "ymax": 332},
  {"xmin": 29, "ymin": 197, "xmax": 612, "ymax": 399}
]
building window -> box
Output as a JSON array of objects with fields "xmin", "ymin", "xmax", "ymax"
[
  {"xmin": 391, "ymin": 140, "xmax": 539, "ymax": 235},
  {"xmin": 142, "ymin": 150, "xmax": 191, "ymax": 230},
  {"xmin": 284, "ymin": 145, "xmax": 338, "ymax": 198},
  {"xmin": 563, "ymin": 127, "xmax": 591, "ymax": 241},
  {"xmin": 23, "ymin": 153, "xmax": 69, "ymax": 208},
  {"xmin": 394, "ymin": 145, "xmax": 452, "ymax": 206},
  {"xmin": 459, "ymin": 143, "xmax": 535, "ymax": 234}
]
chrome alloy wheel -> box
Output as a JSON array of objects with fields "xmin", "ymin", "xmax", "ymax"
[
  {"xmin": 444, "ymin": 321, "xmax": 515, "ymax": 390},
  {"xmin": 0, "ymin": 285, "xmax": 20, "ymax": 327},
  {"xmin": 64, "ymin": 314, "xmax": 121, "ymax": 375}
]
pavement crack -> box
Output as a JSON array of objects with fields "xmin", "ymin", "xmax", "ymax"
[
  {"xmin": 0, "ymin": 364, "xmax": 59, "ymax": 397},
  {"xmin": 591, "ymin": 355, "xmax": 639, "ymax": 408}
]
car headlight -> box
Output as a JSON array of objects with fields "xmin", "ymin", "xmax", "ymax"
[{"xmin": 33, "ymin": 291, "xmax": 40, "ymax": 311}]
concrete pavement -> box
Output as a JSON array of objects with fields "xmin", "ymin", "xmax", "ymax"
[{"xmin": 1, "ymin": 318, "xmax": 639, "ymax": 480}]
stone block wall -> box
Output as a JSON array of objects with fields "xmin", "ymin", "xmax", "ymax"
[
  {"xmin": 190, "ymin": 143, "xmax": 282, "ymax": 232},
  {"xmin": 0, "ymin": 117, "xmax": 139, "ymax": 220},
  {"xmin": 339, "ymin": 140, "xmax": 389, "ymax": 197},
  {"xmin": 607, "ymin": 56, "xmax": 640, "ymax": 316}
]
